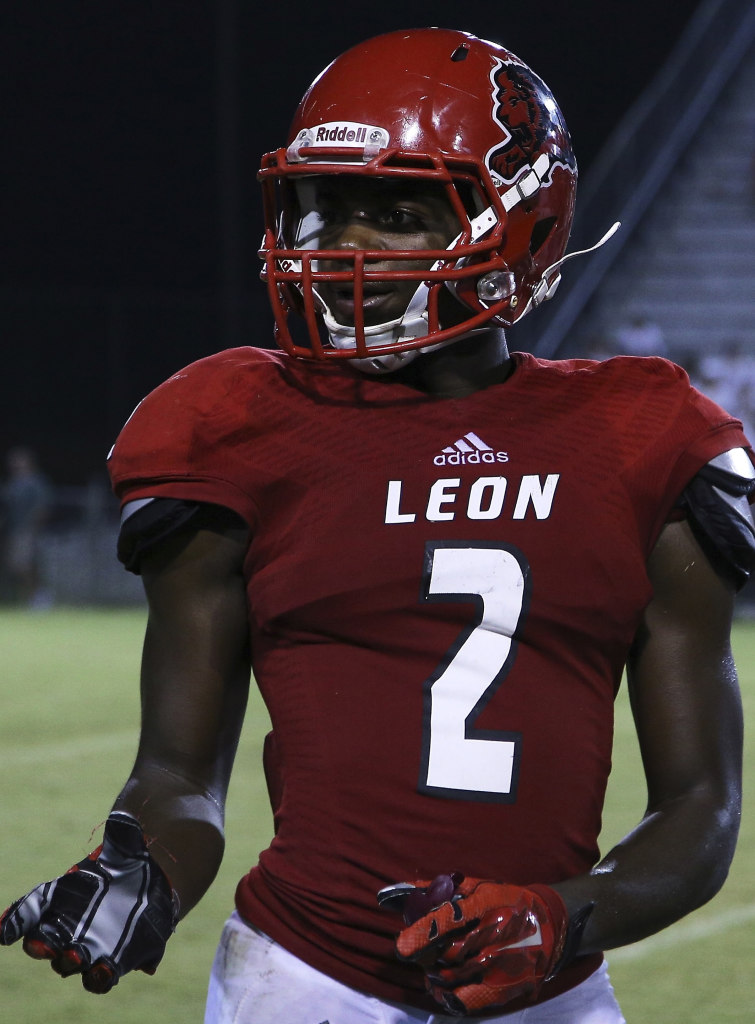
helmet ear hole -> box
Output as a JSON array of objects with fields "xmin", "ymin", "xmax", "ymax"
[
  {"xmin": 438, "ymin": 282, "xmax": 482, "ymax": 328},
  {"xmin": 530, "ymin": 217, "xmax": 557, "ymax": 255}
]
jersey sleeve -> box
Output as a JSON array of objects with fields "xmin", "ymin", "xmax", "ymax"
[
  {"xmin": 107, "ymin": 348, "xmax": 267, "ymax": 528},
  {"xmin": 668, "ymin": 381, "xmax": 752, "ymax": 490},
  {"xmin": 624, "ymin": 357, "xmax": 754, "ymax": 549}
]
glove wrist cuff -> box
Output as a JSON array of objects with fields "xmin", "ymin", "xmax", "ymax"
[{"xmin": 528, "ymin": 884, "xmax": 595, "ymax": 979}]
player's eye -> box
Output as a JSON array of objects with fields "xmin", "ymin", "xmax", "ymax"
[{"xmin": 379, "ymin": 206, "xmax": 426, "ymax": 231}]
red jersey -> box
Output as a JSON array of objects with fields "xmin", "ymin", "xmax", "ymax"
[{"xmin": 108, "ymin": 348, "xmax": 749, "ymax": 1009}]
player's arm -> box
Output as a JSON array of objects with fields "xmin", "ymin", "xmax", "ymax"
[
  {"xmin": 0, "ymin": 517, "xmax": 252, "ymax": 990},
  {"xmin": 115, "ymin": 517, "xmax": 252, "ymax": 915},
  {"xmin": 551, "ymin": 514, "xmax": 743, "ymax": 950}
]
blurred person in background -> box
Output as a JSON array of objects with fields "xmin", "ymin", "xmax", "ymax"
[
  {"xmin": 0, "ymin": 446, "xmax": 52, "ymax": 607},
  {"xmin": 612, "ymin": 313, "xmax": 669, "ymax": 358},
  {"xmin": 693, "ymin": 338, "xmax": 755, "ymax": 443}
]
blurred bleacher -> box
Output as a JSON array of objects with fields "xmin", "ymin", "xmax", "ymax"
[{"xmin": 514, "ymin": 0, "xmax": 755, "ymax": 377}]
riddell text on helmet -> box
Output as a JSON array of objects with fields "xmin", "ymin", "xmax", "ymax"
[{"xmin": 315, "ymin": 124, "xmax": 368, "ymax": 144}]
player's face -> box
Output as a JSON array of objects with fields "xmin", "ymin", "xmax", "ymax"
[{"xmin": 295, "ymin": 177, "xmax": 462, "ymax": 327}]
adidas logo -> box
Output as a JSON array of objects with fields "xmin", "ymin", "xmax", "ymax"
[{"xmin": 433, "ymin": 432, "xmax": 509, "ymax": 467}]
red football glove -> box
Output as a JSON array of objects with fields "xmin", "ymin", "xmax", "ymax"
[
  {"xmin": 392, "ymin": 876, "xmax": 570, "ymax": 1015},
  {"xmin": 0, "ymin": 812, "xmax": 179, "ymax": 993}
]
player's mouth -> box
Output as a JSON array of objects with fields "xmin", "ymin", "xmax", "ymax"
[{"xmin": 326, "ymin": 284, "xmax": 397, "ymax": 323}]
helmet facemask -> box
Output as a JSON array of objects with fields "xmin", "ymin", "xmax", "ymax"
[{"xmin": 259, "ymin": 155, "xmax": 534, "ymax": 370}]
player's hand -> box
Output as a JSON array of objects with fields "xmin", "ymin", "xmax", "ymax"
[
  {"xmin": 391, "ymin": 876, "xmax": 570, "ymax": 1015},
  {"xmin": 0, "ymin": 811, "xmax": 179, "ymax": 993},
  {"xmin": 377, "ymin": 872, "xmax": 464, "ymax": 925}
]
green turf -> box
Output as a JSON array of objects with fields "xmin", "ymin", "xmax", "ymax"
[
  {"xmin": 603, "ymin": 617, "xmax": 755, "ymax": 1023},
  {"xmin": 0, "ymin": 607, "xmax": 272, "ymax": 1024},
  {"xmin": 0, "ymin": 607, "xmax": 752, "ymax": 1022}
]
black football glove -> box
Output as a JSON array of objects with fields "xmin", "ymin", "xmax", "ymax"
[{"xmin": 0, "ymin": 811, "xmax": 179, "ymax": 993}]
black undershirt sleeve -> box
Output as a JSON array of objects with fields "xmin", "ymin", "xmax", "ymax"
[
  {"xmin": 675, "ymin": 455, "xmax": 755, "ymax": 591},
  {"xmin": 117, "ymin": 498, "xmax": 247, "ymax": 574}
]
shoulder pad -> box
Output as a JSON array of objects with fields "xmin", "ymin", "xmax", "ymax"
[{"xmin": 678, "ymin": 448, "xmax": 755, "ymax": 590}]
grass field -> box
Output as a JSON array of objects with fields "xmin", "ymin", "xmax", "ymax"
[{"xmin": 0, "ymin": 606, "xmax": 753, "ymax": 1023}]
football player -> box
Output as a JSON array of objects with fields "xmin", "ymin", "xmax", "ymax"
[{"xmin": 3, "ymin": 27, "xmax": 754, "ymax": 1024}]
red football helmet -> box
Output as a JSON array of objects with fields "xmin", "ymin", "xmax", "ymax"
[{"xmin": 258, "ymin": 28, "xmax": 578, "ymax": 370}]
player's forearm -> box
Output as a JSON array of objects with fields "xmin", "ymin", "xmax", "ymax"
[
  {"xmin": 551, "ymin": 783, "xmax": 741, "ymax": 955},
  {"xmin": 113, "ymin": 762, "xmax": 227, "ymax": 918}
]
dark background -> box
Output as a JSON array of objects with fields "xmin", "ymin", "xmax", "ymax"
[{"xmin": 3, "ymin": 0, "xmax": 703, "ymax": 482}]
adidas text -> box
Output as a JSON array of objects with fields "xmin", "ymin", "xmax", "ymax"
[{"xmin": 433, "ymin": 450, "xmax": 509, "ymax": 466}]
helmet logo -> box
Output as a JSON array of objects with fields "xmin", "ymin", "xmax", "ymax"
[
  {"xmin": 287, "ymin": 122, "xmax": 390, "ymax": 162},
  {"xmin": 485, "ymin": 58, "xmax": 574, "ymax": 187}
]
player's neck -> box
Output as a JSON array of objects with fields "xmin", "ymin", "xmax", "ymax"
[{"xmin": 394, "ymin": 328, "xmax": 513, "ymax": 397}]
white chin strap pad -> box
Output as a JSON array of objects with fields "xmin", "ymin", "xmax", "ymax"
[
  {"xmin": 320, "ymin": 274, "xmax": 435, "ymax": 372},
  {"xmin": 347, "ymin": 348, "xmax": 424, "ymax": 375}
]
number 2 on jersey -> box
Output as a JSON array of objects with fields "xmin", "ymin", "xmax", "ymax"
[{"xmin": 419, "ymin": 541, "xmax": 530, "ymax": 803}]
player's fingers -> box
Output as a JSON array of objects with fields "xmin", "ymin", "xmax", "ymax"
[
  {"xmin": 81, "ymin": 958, "xmax": 118, "ymax": 994},
  {"xmin": 21, "ymin": 915, "xmax": 74, "ymax": 960},
  {"xmin": 0, "ymin": 883, "xmax": 57, "ymax": 946},
  {"xmin": 439, "ymin": 990, "xmax": 469, "ymax": 1016},
  {"xmin": 51, "ymin": 944, "xmax": 89, "ymax": 977},
  {"xmin": 402, "ymin": 875, "xmax": 458, "ymax": 924},
  {"xmin": 396, "ymin": 903, "xmax": 470, "ymax": 961},
  {"xmin": 439, "ymin": 916, "xmax": 515, "ymax": 965},
  {"xmin": 0, "ymin": 901, "xmax": 36, "ymax": 945},
  {"xmin": 0, "ymin": 908, "xmax": 18, "ymax": 945},
  {"xmin": 427, "ymin": 979, "xmax": 493, "ymax": 1017},
  {"xmin": 427, "ymin": 957, "xmax": 478, "ymax": 987},
  {"xmin": 425, "ymin": 978, "xmax": 468, "ymax": 1016},
  {"xmin": 21, "ymin": 934, "xmax": 57, "ymax": 960}
]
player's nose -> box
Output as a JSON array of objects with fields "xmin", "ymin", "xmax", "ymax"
[{"xmin": 328, "ymin": 214, "xmax": 385, "ymax": 252}]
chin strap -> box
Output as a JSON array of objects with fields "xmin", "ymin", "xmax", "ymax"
[
  {"xmin": 524, "ymin": 221, "xmax": 621, "ymax": 315},
  {"xmin": 323, "ymin": 284, "xmax": 430, "ymax": 355}
]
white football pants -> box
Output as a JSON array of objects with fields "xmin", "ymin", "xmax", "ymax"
[{"xmin": 204, "ymin": 911, "xmax": 626, "ymax": 1024}]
